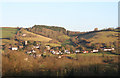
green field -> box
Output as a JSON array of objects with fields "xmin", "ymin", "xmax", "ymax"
[
  {"xmin": 0, "ymin": 27, "xmax": 19, "ymax": 38},
  {"xmin": 1, "ymin": 39, "xmax": 18, "ymax": 45}
]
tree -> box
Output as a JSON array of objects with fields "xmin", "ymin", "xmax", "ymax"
[
  {"xmin": 24, "ymin": 45, "xmax": 33, "ymax": 50},
  {"xmin": 107, "ymin": 28, "xmax": 114, "ymax": 31},
  {"xmin": 94, "ymin": 28, "xmax": 98, "ymax": 31},
  {"xmin": 4, "ymin": 43, "xmax": 10, "ymax": 52},
  {"xmin": 33, "ymin": 41, "xmax": 37, "ymax": 46}
]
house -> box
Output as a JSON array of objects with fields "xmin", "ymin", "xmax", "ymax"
[
  {"xmin": 26, "ymin": 50, "xmax": 36, "ymax": 54},
  {"xmin": 26, "ymin": 51, "xmax": 32, "ymax": 54},
  {"xmin": 51, "ymin": 51, "xmax": 56, "ymax": 54},
  {"xmin": 24, "ymin": 58, "xmax": 28, "ymax": 61},
  {"xmin": 25, "ymin": 41, "xmax": 27, "ymax": 45},
  {"xmin": 104, "ymin": 48, "xmax": 114, "ymax": 51},
  {"xmin": 92, "ymin": 50, "xmax": 99, "ymax": 53},
  {"xmin": 52, "ymin": 51, "xmax": 56, "ymax": 54},
  {"xmin": 50, "ymin": 49, "xmax": 55, "ymax": 54},
  {"xmin": 32, "ymin": 50, "xmax": 36, "ymax": 53},
  {"xmin": 33, "ymin": 45, "xmax": 40, "ymax": 49},
  {"xmin": 83, "ymin": 51, "xmax": 88, "ymax": 53},
  {"xmin": 46, "ymin": 46, "xmax": 50, "ymax": 50},
  {"xmin": 22, "ymin": 34, "xmax": 26, "ymax": 37},
  {"xmin": 11, "ymin": 47, "xmax": 18, "ymax": 50},
  {"xmin": 58, "ymin": 51, "xmax": 63, "ymax": 54},
  {"xmin": 55, "ymin": 51, "xmax": 60, "ymax": 55},
  {"xmin": 75, "ymin": 50, "xmax": 80, "ymax": 53},
  {"xmin": 58, "ymin": 56, "xmax": 62, "ymax": 58},
  {"xmin": 64, "ymin": 50, "xmax": 70, "ymax": 54},
  {"xmin": 36, "ymin": 54, "xmax": 41, "ymax": 57},
  {"xmin": 19, "ymin": 45, "xmax": 23, "ymax": 49},
  {"xmin": 33, "ymin": 53, "xmax": 37, "ymax": 58}
]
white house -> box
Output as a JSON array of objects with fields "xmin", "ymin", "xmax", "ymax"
[
  {"xmin": 36, "ymin": 54, "xmax": 41, "ymax": 57},
  {"xmin": 26, "ymin": 51, "xmax": 32, "ymax": 54},
  {"xmin": 64, "ymin": 50, "xmax": 70, "ymax": 54},
  {"xmin": 25, "ymin": 41, "xmax": 27, "ymax": 45},
  {"xmin": 92, "ymin": 50, "xmax": 99, "ymax": 53},
  {"xmin": 51, "ymin": 51, "xmax": 56, "ymax": 54},
  {"xmin": 75, "ymin": 50, "xmax": 80, "ymax": 53},
  {"xmin": 33, "ymin": 45, "xmax": 40, "ymax": 49},
  {"xmin": 11, "ymin": 47, "xmax": 18, "ymax": 50},
  {"xmin": 111, "ymin": 48, "xmax": 115, "ymax": 50},
  {"xmin": 24, "ymin": 58, "xmax": 28, "ymax": 61},
  {"xmin": 22, "ymin": 34, "xmax": 26, "ymax": 37},
  {"xmin": 32, "ymin": 50, "xmax": 36, "ymax": 53},
  {"xmin": 58, "ymin": 56, "xmax": 62, "ymax": 58},
  {"xmin": 104, "ymin": 48, "xmax": 114, "ymax": 51},
  {"xmin": 46, "ymin": 46, "xmax": 50, "ymax": 50},
  {"xmin": 55, "ymin": 52, "xmax": 60, "ymax": 55}
]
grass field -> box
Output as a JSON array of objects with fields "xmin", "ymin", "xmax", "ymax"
[
  {"xmin": 19, "ymin": 30, "xmax": 52, "ymax": 42},
  {"xmin": 68, "ymin": 52, "xmax": 118, "ymax": 58},
  {"xmin": 88, "ymin": 31, "xmax": 118, "ymax": 43},
  {"xmin": 58, "ymin": 35, "xmax": 70, "ymax": 40},
  {"xmin": 45, "ymin": 43, "xmax": 61, "ymax": 47},
  {"xmin": 1, "ymin": 39, "xmax": 18, "ymax": 45},
  {"xmin": 0, "ymin": 27, "xmax": 19, "ymax": 38}
]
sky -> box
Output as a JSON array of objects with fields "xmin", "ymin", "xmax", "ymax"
[{"xmin": 0, "ymin": 0, "xmax": 118, "ymax": 32}]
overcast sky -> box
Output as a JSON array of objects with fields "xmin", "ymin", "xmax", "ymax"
[{"xmin": 0, "ymin": 0, "xmax": 118, "ymax": 32}]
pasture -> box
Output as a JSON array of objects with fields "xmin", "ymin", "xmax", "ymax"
[
  {"xmin": 19, "ymin": 30, "xmax": 52, "ymax": 42},
  {"xmin": 0, "ymin": 27, "xmax": 19, "ymax": 38},
  {"xmin": 88, "ymin": 31, "xmax": 118, "ymax": 43}
]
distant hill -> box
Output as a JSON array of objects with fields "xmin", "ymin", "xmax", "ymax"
[
  {"xmin": 78, "ymin": 31, "xmax": 118, "ymax": 44},
  {"xmin": 1, "ymin": 26, "xmax": 119, "ymax": 48}
]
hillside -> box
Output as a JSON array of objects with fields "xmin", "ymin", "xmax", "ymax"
[
  {"xmin": 78, "ymin": 31, "xmax": 118, "ymax": 44},
  {"xmin": 17, "ymin": 29, "xmax": 52, "ymax": 42},
  {"xmin": 0, "ymin": 27, "xmax": 19, "ymax": 38},
  {"xmin": 1, "ymin": 26, "xmax": 119, "ymax": 48},
  {"xmin": 27, "ymin": 25, "xmax": 70, "ymax": 42},
  {"xmin": 0, "ymin": 27, "xmax": 19, "ymax": 45}
]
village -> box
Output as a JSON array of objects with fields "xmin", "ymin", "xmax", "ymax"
[{"xmin": 6, "ymin": 40, "xmax": 115, "ymax": 59}]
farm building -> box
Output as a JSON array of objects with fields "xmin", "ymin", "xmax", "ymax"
[
  {"xmin": 50, "ymin": 49, "xmax": 56, "ymax": 54},
  {"xmin": 104, "ymin": 48, "xmax": 114, "ymax": 51},
  {"xmin": 75, "ymin": 50, "xmax": 80, "ymax": 53},
  {"xmin": 11, "ymin": 47, "xmax": 18, "ymax": 50},
  {"xmin": 19, "ymin": 45, "xmax": 23, "ymax": 49},
  {"xmin": 33, "ymin": 45, "xmax": 40, "ymax": 49},
  {"xmin": 25, "ymin": 41, "xmax": 28, "ymax": 45},
  {"xmin": 46, "ymin": 46, "xmax": 50, "ymax": 50},
  {"xmin": 32, "ymin": 50, "xmax": 36, "ymax": 53},
  {"xmin": 22, "ymin": 34, "xmax": 26, "ymax": 37},
  {"xmin": 64, "ymin": 50, "xmax": 70, "ymax": 54},
  {"xmin": 83, "ymin": 51, "xmax": 88, "ymax": 53},
  {"xmin": 92, "ymin": 50, "xmax": 99, "ymax": 53},
  {"xmin": 26, "ymin": 51, "xmax": 32, "ymax": 54}
]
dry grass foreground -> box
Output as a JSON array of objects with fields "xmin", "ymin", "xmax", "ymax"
[{"xmin": 2, "ymin": 51, "xmax": 119, "ymax": 76}]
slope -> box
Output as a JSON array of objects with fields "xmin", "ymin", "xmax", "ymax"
[
  {"xmin": 0, "ymin": 27, "xmax": 19, "ymax": 38},
  {"xmin": 78, "ymin": 31, "xmax": 118, "ymax": 44},
  {"xmin": 18, "ymin": 29, "xmax": 52, "ymax": 42}
]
